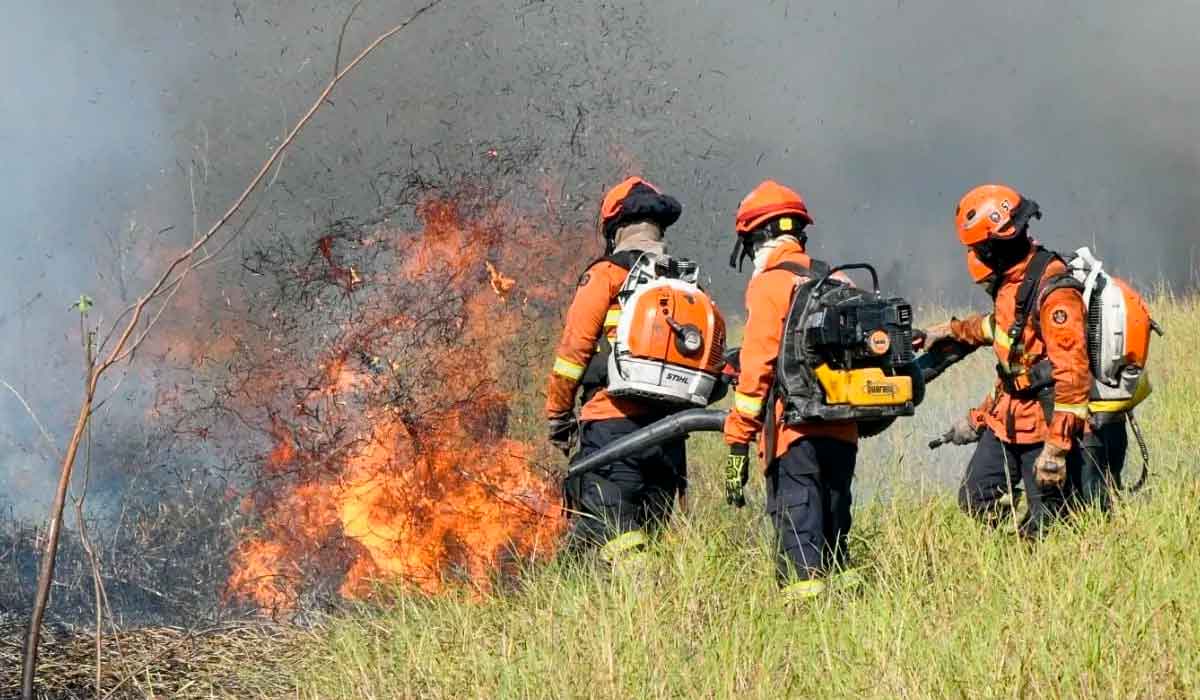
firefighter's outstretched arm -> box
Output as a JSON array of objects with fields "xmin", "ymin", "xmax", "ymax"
[
  {"xmin": 545, "ymin": 267, "xmax": 612, "ymax": 452},
  {"xmin": 1033, "ymin": 287, "xmax": 1091, "ymax": 487},
  {"xmin": 921, "ymin": 312, "xmax": 995, "ymax": 349}
]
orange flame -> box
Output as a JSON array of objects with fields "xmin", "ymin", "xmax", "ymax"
[{"xmin": 226, "ymin": 192, "xmax": 584, "ymax": 608}]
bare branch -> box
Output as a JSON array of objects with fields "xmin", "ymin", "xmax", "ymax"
[{"xmin": 21, "ymin": 3, "xmax": 449, "ymax": 696}]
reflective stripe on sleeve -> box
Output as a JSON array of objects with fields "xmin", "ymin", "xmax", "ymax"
[
  {"xmin": 733, "ymin": 391, "xmax": 764, "ymax": 417},
  {"xmin": 604, "ymin": 309, "xmax": 621, "ymax": 328},
  {"xmin": 552, "ymin": 356, "xmax": 585, "ymax": 381},
  {"xmin": 980, "ymin": 314, "xmax": 995, "ymax": 342}
]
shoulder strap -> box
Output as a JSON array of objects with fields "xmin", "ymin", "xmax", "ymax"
[
  {"xmin": 605, "ymin": 249, "xmax": 643, "ymax": 270},
  {"xmin": 575, "ymin": 250, "xmax": 640, "ymax": 286},
  {"xmin": 1006, "ymin": 247, "xmax": 1058, "ymax": 366},
  {"xmin": 770, "ymin": 258, "xmax": 831, "ymax": 280},
  {"xmin": 1031, "ymin": 272, "xmax": 1086, "ymax": 334},
  {"xmin": 1038, "ymin": 271, "xmax": 1085, "ymax": 301}
]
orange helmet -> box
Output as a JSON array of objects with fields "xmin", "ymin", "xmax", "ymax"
[
  {"xmin": 598, "ymin": 176, "xmax": 681, "ymax": 251},
  {"xmin": 955, "ymin": 184, "xmax": 1041, "ymax": 246},
  {"xmin": 735, "ymin": 180, "xmax": 813, "ymax": 234},
  {"xmin": 729, "ymin": 180, "xmax": 813, "ymax": 271}
]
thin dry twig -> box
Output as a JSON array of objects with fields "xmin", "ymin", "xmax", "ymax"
[
  {"xmin": 0, "ymin": 379, "xmax": 59, "ymax": 457},
  {"xmin": 334, "ymin": 1, "xmax": 367, "ymax": 79}
]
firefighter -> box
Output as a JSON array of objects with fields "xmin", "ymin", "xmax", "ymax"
[
  {"xmin": 921, "ymin": 184, "xmax": 1093, "ymax": 536},
  {"xmin": 546, "ymin": 176, "xmax": 686, "ymax": 561},
  {"xmin": 724, "ymin": 180, "xmax": 859, "ymax": 598}
]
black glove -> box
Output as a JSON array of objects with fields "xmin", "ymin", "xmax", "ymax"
[
  {"xmin": 725, "ymin": 443, "xmax": 750, "ymax": 508},
  {"xmin": 547, "ymin": 413, "xmax": 578, "ymax": 457}
]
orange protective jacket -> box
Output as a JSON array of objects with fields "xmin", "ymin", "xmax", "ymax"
[
  {"xmin": 948, "ymin": 249, "xmax": 1090, "ymax": 450},
  {"xmin": 545, "ymin": 257, "xmax": 652, "ymax": 422},
  {"xmin": 723, "ymin": 239, "xmax": 858, "ymax": 464}
]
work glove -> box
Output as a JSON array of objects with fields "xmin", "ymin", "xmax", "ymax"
[
  {"xmin": 929, "ymin": 414, "xmax": 983, "ymax": 449},
  {"xmin": 547, "ymin": 412, "xmax": 578, "ymax": 457},
  {"xmin": 914, "ymin": 321, "xmax": 952, "ymax": 351},
  {"xmin": 1034, "ymin": 442, "xmax": 1069, "ymax": 489},
  {"xmin": 725, "ymin": 443, "xmax": 750, "ymax": 508},
  {"xmin": 947, "ymin": 414, "xmax": 983, "ymax": 445}
]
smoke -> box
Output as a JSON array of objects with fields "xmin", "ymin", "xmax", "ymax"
[{"xmin": 2, "ymin": 0, "xmax": 1198, "ymax": 512}]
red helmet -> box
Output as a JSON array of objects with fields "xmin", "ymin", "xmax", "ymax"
[
  {"xmin": 955, "ymin": 184, "xmax": 1040, "ymax": 246},
  {"xmin": 735, "ymin": 180, "xmax": 813, "ymax": 235}
]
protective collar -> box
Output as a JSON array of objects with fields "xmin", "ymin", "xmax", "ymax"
[
  {"xmin": 752, "ymin": 235, "xmax": 802, "ymax": 275},
  {"xmin": 613, "ymin": 221, "xmax": 667, "ymax": 256}
]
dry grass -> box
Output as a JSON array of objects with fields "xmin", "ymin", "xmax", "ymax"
[{"xmin": 0, "ymin": 620, "xmax": 303, "ymax": 699}]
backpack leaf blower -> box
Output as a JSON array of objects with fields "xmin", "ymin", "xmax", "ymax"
[
  {"xmin": 581, "ymin": 253, "xmax": 728, "ymax": 407},
  {"xmin": 776, "ymin": 263, "xmax": 924, "ymax": 433}
]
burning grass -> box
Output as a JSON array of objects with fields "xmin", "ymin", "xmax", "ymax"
[
  {"xmin": 194, "ymin": 189, "xmax": 587, "ymax": 610},
  {"xmin": 3, "ymin": 177, "xmax": 590, "ymax": 695}
]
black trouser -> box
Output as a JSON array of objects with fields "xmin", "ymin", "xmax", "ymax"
[
  {"xmin": 959, "ymin": 429, "xmax": 1083, "ymax": 535},
  {"xmin": 766, "ymin": 437, "xmax": 858, "ymax": 582},
  {"xmin": 1070, "ymin": 415, "xmax": 1128, "ymax": 513},
  {"xmin": 563, "ymin": 416, "xmax": 687, "ymax": 550}
]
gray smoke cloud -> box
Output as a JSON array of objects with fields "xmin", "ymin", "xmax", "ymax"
[{"xmin": 2, "ymin": 0, "xmax": 1198, "ymax": 510}]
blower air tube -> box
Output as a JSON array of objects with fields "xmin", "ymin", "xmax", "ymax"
[
  {"xmin": 566, "ymin": 345, "xmax": 962, "ymax": 479},
  {"xmin": 566, "ymin": 408, "xmax": 727, "ymax": 478}
]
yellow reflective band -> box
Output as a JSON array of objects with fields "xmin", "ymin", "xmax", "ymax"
[
  {"xmin": 734, "ymin": 391, "xmax": 764, "ymax": 417},
  {"xmin": 781, "ymin": 579, "xmax": 826, "ymax": 599},
  {"xmin": 599, "ymin": 529, "xmax": 648, "ymax": 563},
  {"xmin": 994, "ymin": 329, "xmax": 1014, "ymax": 351},
  {"xmin": 1054, "ymin": 403, "xmax": 1091, "ymax": 419},
  {"xmin": 980, "ymin": 315, "xmax": 995, "ymax": 342},
  {"xmin": 1090, "ymin": 376, "xmax": 1153, "ymax": 414},
  {"xmin": 604, "ymin": 309, "xmax": 621, "ymax": 328},
  {"xmin": 552, "ymin": 356, "xmax": 585, "ymax": 381}
]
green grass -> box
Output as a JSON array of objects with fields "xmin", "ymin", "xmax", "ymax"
[{"xmin": 284, "ymin": 295, "xmax": 1200, "ymax": 699}]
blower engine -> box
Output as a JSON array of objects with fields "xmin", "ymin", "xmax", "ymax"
[
  {"xmin": 1058, "ymin": 247, "xmax": 1159, "ymax": 413},
  {"xmin": 776, "ymin": 263, "xmax": 923, "ymax": 427},
  {"xmin": 605, "ymin": 254, "xmax": 727, "ymax": 406}
]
